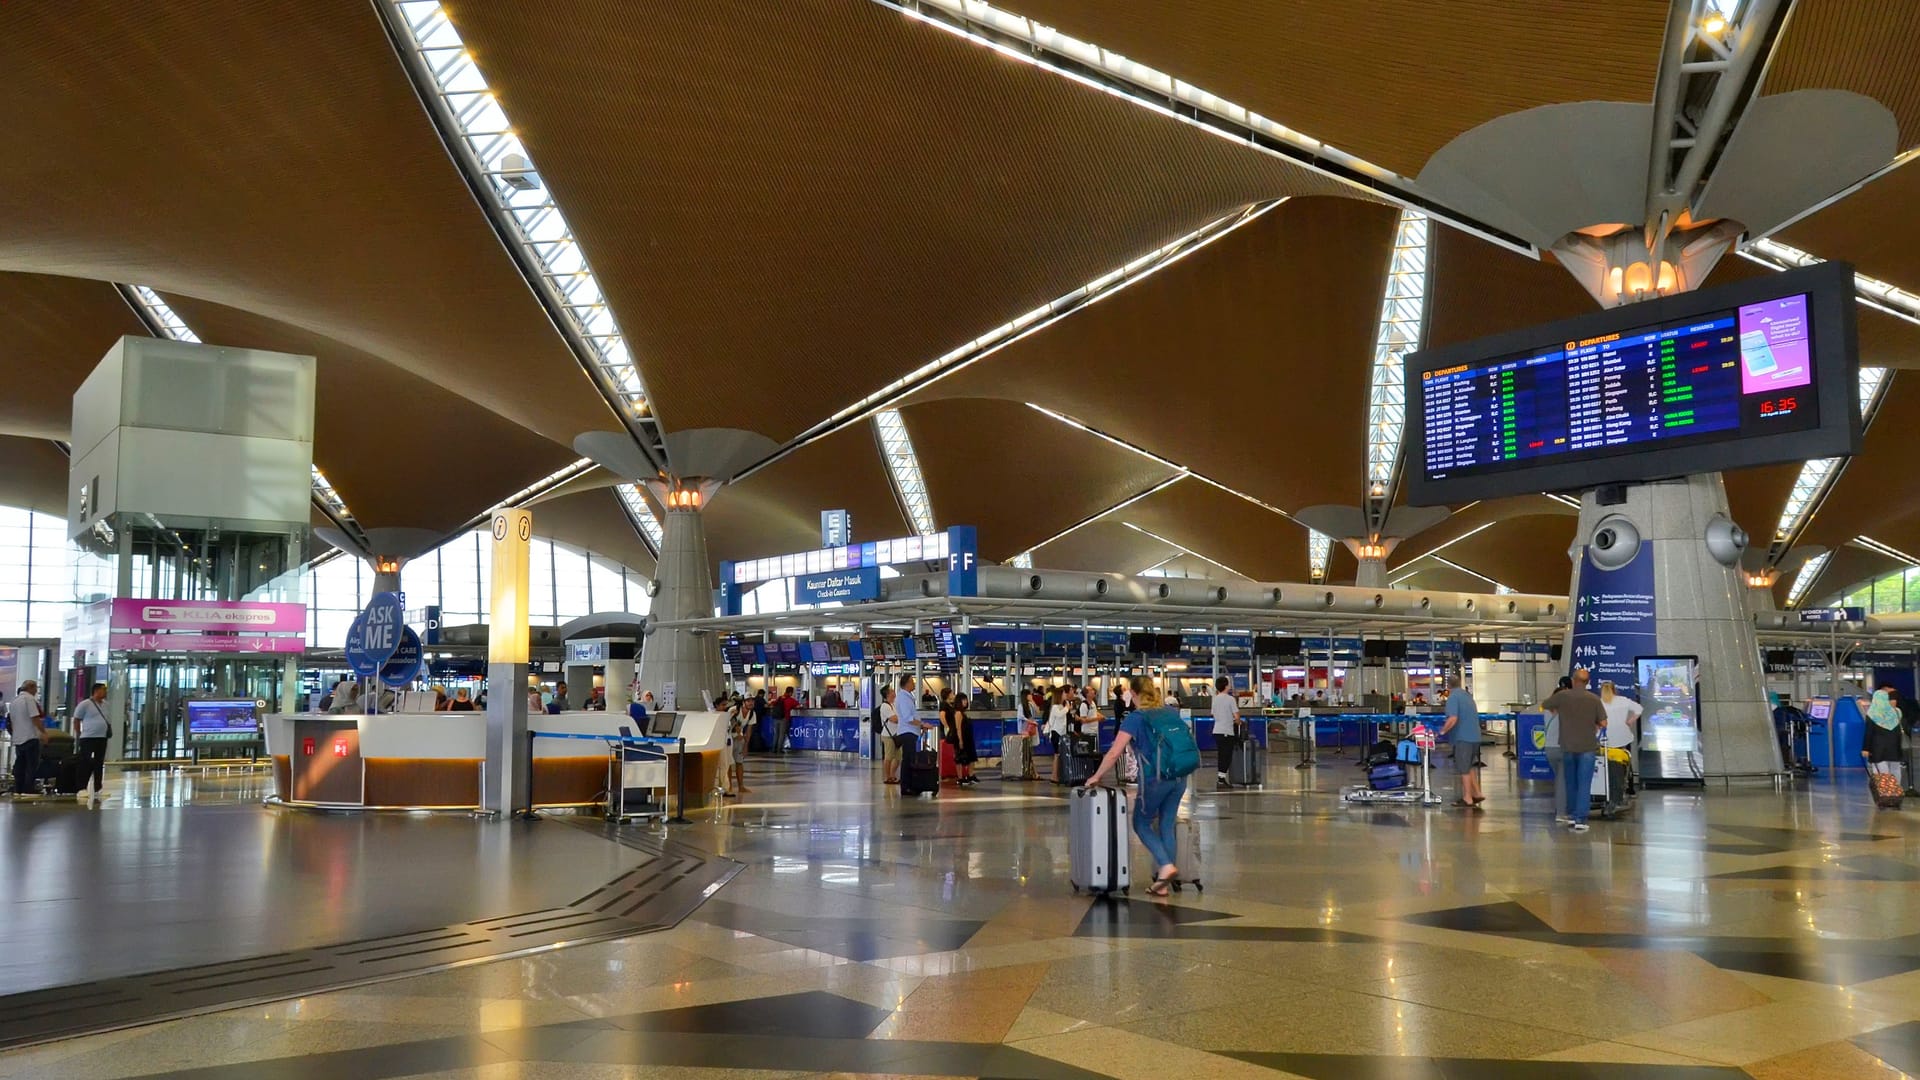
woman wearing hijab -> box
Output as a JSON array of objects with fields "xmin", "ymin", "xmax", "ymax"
[{"xmin": 1863, "ymin": 688, "xmax": 1906, "ymax": 792}]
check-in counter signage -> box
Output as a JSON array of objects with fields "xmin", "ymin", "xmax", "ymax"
[{"xmin": 794, "ymin": 566, "xmax": 880, "ymax": 604}]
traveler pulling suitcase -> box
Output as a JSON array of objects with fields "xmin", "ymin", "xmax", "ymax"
[
  {"xmin": 1000, "ymin": 733, "xmax": 1036, "ymax": 781},
  {"xmin": 901, "ymin": 733, "xmax": 940, "ymax": 798},
  {"xmin": 1069, "ymin": 785, "xmax": 1129, "ymax": 894}
]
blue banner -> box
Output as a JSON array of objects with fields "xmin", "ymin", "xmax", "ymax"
[
  {"xmin": 1568, "ymin": 543, "xmax": 1656, "ymax": 693},
  {"xmin": 793, "ymin": 566, "xmax": 881, "ymax": 604},
  {"xmin": 1516, "ymin": 712, "xmax": 1552, "ymax": 779},
  {"xmin": 947, "ymin": 525, "xmax": 978, "ymax": 597}
]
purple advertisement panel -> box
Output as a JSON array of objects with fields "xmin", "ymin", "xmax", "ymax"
[
  {"xmin": 111, "ymin": 599, "xmax": 307, "ymax": 634},
  {"xmin": 111, "ymin": 633, "xmax": 307, "ymax": 654},
  {"xmin": 1737, "ymin": 293, "xmax": 1813, "ymax": 395}
]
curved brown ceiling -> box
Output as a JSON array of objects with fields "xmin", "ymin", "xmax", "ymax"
[
  {"xmin": 527, "ymin": 488, "xmax": 656, "ymax": 580},
  {"xmin": 1032, "ymin": 521, "xmax": 1178, "ymax": 575},
  {"xmin": 911, "ymin": 197, "xmax": 1398, "ymax": 514},
  {"xmin": 1431, "ymin": 514, "xmax": 1578, "ymax": 595},
  {"xmin": 1797, "ymin": 371, "xmax": 1914, "ymax": 554},
  {"xmin": 0, "ymin": 437, "xmax": 73, "ymax": 516},
  {"xmin": 159, "ymin": 293, "xmax": 577, "ymax": 535},
  {"xmin": 1765, "ymin": 0, "xmax": 1920, "ymax": 152},
  {"xmin": 1779, "ymin": 162, "xmax": 1920, "ymax": 295},
  {"xmin": 0, "ymin": 274, "xmax": 146, "ymax": 440},
  {"xmin": 703, "ymin": 424, "xmax": 910, "ymax": 572},
  {"xmin": 1391, "ymin": 563, "xmax": 1500, "ymax": 594},
  {"xmin": 1387, "ymin": 495, "xmax": 1574, "ymax": 570},
  {"xmin": 0, "ymin": 2, "xmax": 611, "ymax": 446},
  {"xmin": 442, "ymin": 0, "xmax": 1373, "ymax": 440},
  {"xmin": 1115, "ymin": 477, "xmax": 1310, "ymax": 583},
  {"xmin": 899, "ymin": 398, "xmax": 1178, "ymax": 560},
  {"xmin": 994, "ymin": 0, "xmax": 1670, "ymax": 179}
]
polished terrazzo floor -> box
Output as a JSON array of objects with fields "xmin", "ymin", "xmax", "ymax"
[{"xmin": 3, "ymin": 751, "xmax": 1919, "ymax": 1079}]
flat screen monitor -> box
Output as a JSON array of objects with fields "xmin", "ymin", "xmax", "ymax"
[
  {"xmin": 809, "ymin": 641, "xmax": 830, "ymax": 663},
  {"xmin": 186, "ymin": 699, "xmax": 258, "ymax": 739},
  {"xmin": 1462, "ymin": 642, "xmax": 1502, "ymax": 661},
  {"xmin": 1636, "ymin": 655, "xmax": 1703, "ymax": 785},
  {"xmin": 1806, "ymin": 697, "xmax": 1832, "ymax": 721},
  {"xmin": 1156, "ymin": 633, "xmax": 1184, "ymax": 655},
  {"xmin": 1406, "ymin": 261, "xmax": 1860, "ymax": 504},
  {"xmin": 647, "ymin": 710, "xmax": 676, "ymax": 738},
  {"xmin": 930, "ymin": 620, "xmax": 961, "ymax": 670}
]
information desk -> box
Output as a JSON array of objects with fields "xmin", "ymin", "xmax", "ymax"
[
  {"xmin": 265, "ymin": 713, "xmax": 488, "ymax": 810},
  {"xmin": 263, "ymin": 711, "xmax": 729, "ymax": 812}
]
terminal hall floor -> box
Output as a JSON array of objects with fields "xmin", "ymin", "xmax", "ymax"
[{"xmin": 3, "ymin": 755, "xmax": 1920, "ymax": 1079}]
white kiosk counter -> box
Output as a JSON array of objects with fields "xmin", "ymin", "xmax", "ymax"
[
  {"xmin": 264, "ymin": 710, "xmax": 730, "ymax": 812},
  {"xmin": 265, "ymin": 713, "xmax": 488, "ymax": 809}
]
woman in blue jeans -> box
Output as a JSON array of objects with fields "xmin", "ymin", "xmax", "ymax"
[{"xmin": 1085, "ymin": 677, "xmax": 1185, "ymax": 897}]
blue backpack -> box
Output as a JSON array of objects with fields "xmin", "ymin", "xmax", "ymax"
[{"xmin": 1140, "ymin": 707, "xmax": 1200, "ymax": 781}]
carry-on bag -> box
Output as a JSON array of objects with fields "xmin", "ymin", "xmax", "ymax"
[
  {"xmin": 1871, "ymin": 766, "xmax": 1904, "ymax": 809},
  {"xmin": 1367, "ymin": 762, "xmax": 1408, "ymax": 791},
  {"xmin": 1069, "ymin": 785, "xmax": 1129, "ymax": 894},
  {"xmin": 901, "ymin": 733, "xmax": 940, "ymax": 798},
  {"xmin": 1059, "ymin": 751, "xmax": 1101, "ymax": 787},
  {"xmin": 1000, "ymin": 734, "xmax": 1035, "ymax": 780},
  {"xmin": 1227, "ymin": 736, "xmax": 1263, "ymax": 787},
  {"xmin": 939, "ymin": 740, "xmax": 958, "ymax": 781},
  {"xmin": 1396, "ymin": 738, "xmax": 1423, "ymax": 764}
]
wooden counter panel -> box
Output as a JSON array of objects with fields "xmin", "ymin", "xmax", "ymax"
[
  {"xmin": 272, "ymin": 755, "xmax": 291, "ymax": 801},
  {"xmin": 532, "ymin": 756, "xmax": 607, "ymax": 806},
  {"xmin": 363, "ymin": 758, "xmax": 482, "ymax": 808}
]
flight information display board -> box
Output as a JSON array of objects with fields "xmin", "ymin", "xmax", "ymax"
[{"xmin": 1406, "ymin": 262, "xmax": 1859, "ymax": 504}]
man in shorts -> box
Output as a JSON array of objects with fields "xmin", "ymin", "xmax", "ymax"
[
  {"xmin": 1440, "ymin": 675, "xmax": 1484, "ymax": 809},
  {"xmin": 878, "ymin": 686, "xmax": 904, "ymax": 785}
]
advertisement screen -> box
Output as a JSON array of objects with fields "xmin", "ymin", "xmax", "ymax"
[
  {"xmin": 1635, "ymin": 655, "xmax": 1701, "ymax": 783},
  {"xmin": 187, "ymin": 699, "xmax": 259, "ymax": 738}
]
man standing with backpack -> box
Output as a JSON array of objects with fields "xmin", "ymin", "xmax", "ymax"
[{"xmin": 1084, "ymin": 677, "xmax": 1198, "ymax": 897}]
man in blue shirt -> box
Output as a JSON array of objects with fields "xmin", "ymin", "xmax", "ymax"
[{"xmin": 1439, "ymin": 676, "xmax": 1484, "ymax": 809}]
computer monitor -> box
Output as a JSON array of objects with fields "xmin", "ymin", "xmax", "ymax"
[
  {"xmin": 1806, "ymin": 697, "xmax": 1832, "ymax": 721},
  {"xmin": 618, "ymin": 725, "xmax": 633, "ymax": 738},
  {"xmin": 647, "ymin": 711, "xmax": 676, "ymax": 738}
]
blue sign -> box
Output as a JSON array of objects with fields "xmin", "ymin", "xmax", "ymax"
[
  {"xmin": 946, "ymin": 525, "xmax": 978, "ymax": 597},
  {"xmin": 378, "ymin": 626, "xmax": 424, "ymax": 688},
  {"xmin": 1800, "ymin": 607, "xmax": 1865, "ymax": 623},
  {"xmin": 794, "ymin": 566, "xmax": 881, "ymax": 604},
  {"xmin": 422, "ymin": 605, "xmax": 441, "ymax": 645},
  {"xmin": 1516, "ymin": 712, "xmax": 1553, "ymax": 779},
  {"xmin": 718, "ymin": 562, "xmax": 742, "ymax": 617},
  {"xmin": 360, "ymin": 591, "xmax": 406, "ymax": 667},
  {"xmin": 1568, "ymin": 544, "xmax": 1656, "ymax": 692},
  {"xmin": 821, "ymin": 510, "xmax": 851, "ymax": 547},
  {"xmin": 343, "ymin": 613, "xmax": 379, "ymax": 677}
]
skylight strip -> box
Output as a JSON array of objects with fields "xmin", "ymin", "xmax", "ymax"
[
  {"xmin": 1430, "ymin": 555, "xmax": 1509, "ymax": 593},
  {"xmin": 1307, "ymin": 531, "xmax": 1332, "ymax": 583},
  {"xmin": 1118, "ymin": 522, "xmax": 1250, "ymax": 580},
  {"xmin": 1784, "ymin": 550, "xmax": 1829, "ymax": 608},
  {"xmin": 1853, "ymin": 535, "xmax": 1920, "ymax": 567},
  {"xmin": 736, "ymin": 200, "xmax": 1285, "ymax": 482},
  {"xmin": 1022, "ymin": 404, "xmax": 1300, "ymax": 526},
  {"xmin": 1365, "ymin": 211, "xmax": 1430, "ymax": 519},
  {"xmin": 382, "ymin": 2, "xmax": 665, "ymax": 466},
  {"xmin": 121, "ymin": 284, "xmax": 365, "ymax": 539},
  {"xmin": 1008, "ymin": 552, "xmax": 1034, "ymax": 569},
  {"xmin": 873, "ymin": 410, "xmax": 937, "ymax": 535},
  {"xmin": 1018, "ymin": 473, "xmax": 1191, "ymax": 561},
  {"xmin": 615, "ymin": 483, "xmax": 666, "ymax": 550},
  {"xmin": 875, "ymin": 0, "xmax": 1533, "ymax": 254}
]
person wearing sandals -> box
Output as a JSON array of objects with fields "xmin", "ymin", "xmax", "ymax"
[
  {"xmin": 1084, "ymin": 677, "xmax": 1186, "ymax": 897},
  {"xmin": 1440, "ymin": 675, "xmax": 1484, "ymax": 809}
]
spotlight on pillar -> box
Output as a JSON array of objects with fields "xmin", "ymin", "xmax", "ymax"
[
  {"xmin": 1296, "ymin": 504, "xmax": 1450, "ymax": 587},
  {"xmin": 315, "ymin": 525, "xmax": 440, "ymax": 593}
]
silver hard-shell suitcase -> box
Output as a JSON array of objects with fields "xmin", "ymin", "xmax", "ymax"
[
  {"xmin": 1001, "ymin": 733, "xmax": 1036, "ymax": 781},
  {"xmin": 1069, "ymin": 785, "xmax": 1129, "ymax": 894}
]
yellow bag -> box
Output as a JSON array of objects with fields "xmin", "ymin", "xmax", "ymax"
[{"xmin": 1605, "ymin": 747, "xmax": 1630, "ymax": 764}]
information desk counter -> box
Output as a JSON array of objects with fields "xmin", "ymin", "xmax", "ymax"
[
  {"xmin": 264, "ymin": 711, "xmax": 730, "ymax": 812},
  {"xmin": 265, "ymin": 713, "xmax": 488, "ymax": 810}
]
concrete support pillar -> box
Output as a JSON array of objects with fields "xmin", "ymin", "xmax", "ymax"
[
  {"xmin": 484, "ymin": 660, "xmax": 530, "ymax": 814},
  {"xmin": 1353, "ymin": 557, "xmax": 1389, "ymax": 589},
  {"xmin": 1567, "ymin": 474, "xmax": 1780, "ymax": 778},
  {"xmin": 605, "ymin": 658, "xmax": 634, "ymax": 713},
  {"xmin": 635, "ymin": 504, "xmax": 723, "ymax": 709}
]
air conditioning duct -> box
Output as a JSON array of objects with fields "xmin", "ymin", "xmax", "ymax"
[
  {"xmin": 1222, "ymin": 584, "xmax": 1284, "ymax": 608},
  {"xmin": 1158, "ymin": 579, "xmax": 1229, "ymax": 605}
]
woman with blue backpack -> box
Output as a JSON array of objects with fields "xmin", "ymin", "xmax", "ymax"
[{"xmin": 1084, "ymin": 676, "xmax": 1199, "ymax": 897}]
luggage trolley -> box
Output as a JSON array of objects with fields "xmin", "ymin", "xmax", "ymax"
[
  {"xmin": 1342, "ymin": 725, "xmax": 1443, "ymax": 806},
  {"xmin": 604, "ymin": 730, "xmax": 675, "ymax": 822}
]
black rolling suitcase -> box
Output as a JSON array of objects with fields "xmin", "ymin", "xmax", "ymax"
[{"xmin": 901, "ymin": 733, "xmax": 940, "ymax": 798}]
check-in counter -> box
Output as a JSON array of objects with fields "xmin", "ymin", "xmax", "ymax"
[
  {"xmin": 528, "ymin": 711, "xmax": 729, "ymax": 810},
  {"xmin": 265, "ymin": 713, "xmax": 488, "ymax": 810}
]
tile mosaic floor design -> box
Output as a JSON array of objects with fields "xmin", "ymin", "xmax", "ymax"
[{"xmin": 3, "ymin": 753, "xmax": 1920, "ymax": 1078}]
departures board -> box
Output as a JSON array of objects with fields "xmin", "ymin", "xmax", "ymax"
[{"xmin": 1404, "ymin": 261, "xmax": 1860, "ymax": 504}]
